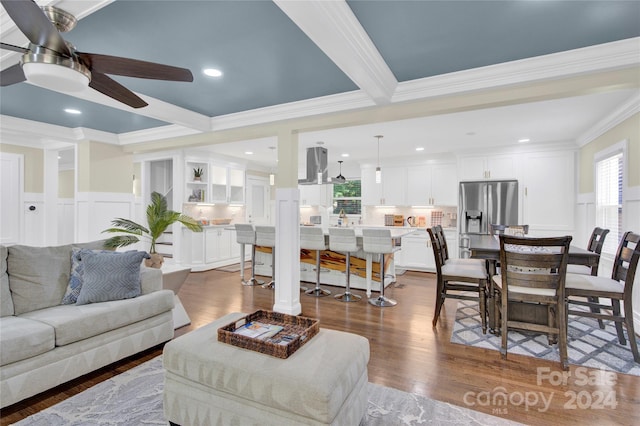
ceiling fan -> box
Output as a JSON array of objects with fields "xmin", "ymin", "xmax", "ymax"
[{"xmin": 0, "ymin": 0, "xmax": 193, "ymax": 108}]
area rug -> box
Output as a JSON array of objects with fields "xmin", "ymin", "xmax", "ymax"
[
  {"xmin": 451, "ymin": 300, "xmax": 640, "ymax": 376},
  {"xmin": 15, "ymin": 356, "xmax": 520, "ymax": 426}
]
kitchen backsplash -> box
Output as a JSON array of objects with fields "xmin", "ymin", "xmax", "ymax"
[
  {"xmin": 363, "ymin": 206, "xmax": 457, "ymax": 228},
  {"xmin": 182, "ymin": 203, "xmax": 245, "ymax": 224},
  {"xmin": 300, "ymin": 205, "xmax": 457, "ymax": 228}
]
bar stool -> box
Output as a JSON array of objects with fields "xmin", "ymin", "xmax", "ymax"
[
  {"xmin": 234, "ymin": 224, "xmax": 264, "ymax": 286},
  {"xmin": 301, "ymin": 226, "xmax": 331, "ymax": 297},
  {"xmin": 255, "ymin": 225, "xmax": 276, "ymax": 289},
  {"xmin": 362, "ymin": 228, "xmax": 399, "ymax": 307},
  {"xmin": 328, "ymin": 227, "xmax": 361, "ymax": 302}
]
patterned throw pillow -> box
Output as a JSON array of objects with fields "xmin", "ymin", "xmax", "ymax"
[
  {"xmin": 75, "ymin": 250, "xmax": 150, "ymax": 305},
  {"xmin": 61, "ymin": 248, "xmax": 113, "ymax": 305}
]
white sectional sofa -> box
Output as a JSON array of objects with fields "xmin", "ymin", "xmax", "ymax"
[{"xmin": 0, "ymin": 242, "xmax": 175, "ymax": 408}]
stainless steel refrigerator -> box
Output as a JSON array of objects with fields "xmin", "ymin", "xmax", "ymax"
[{"xmin": 459, "ymin": 180, "xmax": 519, "ymax": 235}]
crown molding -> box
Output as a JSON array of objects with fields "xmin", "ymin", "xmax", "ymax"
[
  {"xmin": 119, "ymin": 124, "xmax": 201, "ymax": 145},
  {"xmin": 576, "ymin": 91, "xmax": 640, "ymax": 147},
  {"xmin": 274, "ymin": 0, "xmax": 397, "ymax": 104},
  {"xmin": 209, "ymin": 90, "xmax": 374, "ymax": 132},
  {"xmin": 394, "ymin": 38, "xmax": 640, "ymax": 103}
]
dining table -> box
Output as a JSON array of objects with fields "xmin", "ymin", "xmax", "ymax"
[{"xmin": 466, "ymin": 234, "xmax": 600, "ymax": 332}]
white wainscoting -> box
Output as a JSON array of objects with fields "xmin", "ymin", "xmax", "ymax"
[
  {"xmin": 76, "ymin": 192, "xmax": 135, "ymax": 243},
  {"xmin": 22, "ymin": 193, "xmax": 44, "ymax": 246},
  {"xmin": 56, "ymin": 198, "xmax": 75, "ymax": 245},
  {"xmin": 575, "ymin": 186, "xmax": 640, "ymax": 334}
]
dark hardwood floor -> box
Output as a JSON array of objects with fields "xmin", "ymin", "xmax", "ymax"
[{"xmin": 2, "ymin": 269, "xmax": 639, "ymax": 425}]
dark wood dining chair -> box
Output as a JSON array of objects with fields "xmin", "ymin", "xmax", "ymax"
[
  {"xmin": 493, "ymin": 235, "xmax": 572, "ymax": 370},
  {"xmin": 428, "ymin": 227, "xmax": 489, "ymax": 333},
  {"xmin": 565, "ymin": 231, "xmax": 640, "ymax": 363},
  {"xmin": 566, "ymin": 227, "xmax": 609, "ymax": 276}
]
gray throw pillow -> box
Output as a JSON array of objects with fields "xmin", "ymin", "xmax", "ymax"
[
  {"xmin": 75, "ymin": 250, "xmax": 149, "ymax": 305},
  {"xmin": 8, "ymin": 244, "xmax": 73, "ymax": 315}
]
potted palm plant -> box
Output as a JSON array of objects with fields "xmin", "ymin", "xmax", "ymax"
[{"xmin": 102, "ymin": 192, "xmax": 203, "ymax": 268}]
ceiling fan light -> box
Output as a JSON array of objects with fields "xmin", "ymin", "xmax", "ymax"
[{"xmin": 23, "ymin": 62, "xmax": 89, "ymax": 93}]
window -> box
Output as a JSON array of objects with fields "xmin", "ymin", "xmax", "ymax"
[
  {"xmin": 595, "ymin": 150, "xmax": 623, "ymax": 256},
  {"xmin": 332, "ymin": 180, "xmax": 361, "ymax": 215}
]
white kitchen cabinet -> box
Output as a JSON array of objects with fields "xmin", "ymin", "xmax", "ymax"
[
  {"xmin": 406, "ymin": 164, "xmax": 457, "ymax": 206},
  {"xmin": 181, "ymin": 226, "xmax": 238, "ymax": 271},
  {"xmin": 210, "ymin": 165, "xmax": 245, "ymax": 204},
  {"xmin": 459, "ymin": 154, "xmax": 517, "ymax": 181},
  {"xmin": 184, "ymin": 161, "xmax": 244, "ymax": 204},
  {"xmin": 299, "ymin": 184, "xmax": 331, "ymax": 206},
  {"xmin": 520, "ymin": 151, "xmax": 575, "ymax": 234},
  {"xmin": 185, "ymin": 161, "xmax": 209, "ymax": 203},
  {"xmin": 397, "ymin": 231, "xmax": 435, "ymax": 271},
  {"xmin": 361, "ymin": 166, "xmax": 406, "ymax": 206}
]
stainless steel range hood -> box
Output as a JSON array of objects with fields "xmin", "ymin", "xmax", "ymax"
[{"xmin": 298, "ymin": 147, "xmax": 328, "ymax": 185}]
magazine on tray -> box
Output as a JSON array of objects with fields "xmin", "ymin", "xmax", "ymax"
[{"xmin": 234, "ymin": 321, "xmax": 284, "ymax": 340}]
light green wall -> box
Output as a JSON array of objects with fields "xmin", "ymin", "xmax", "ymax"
[
  {"xmin": 58, "ymin": 169, "xmax": 74, "ymax": 198},
  {"xmin": 0, "ymin": 143, "xmax": 44, "ymax": 193},
  {"xmin": 578, "ymin": 113, "xmax": 640, "ymax": 194},
  {"xmin": 77, "ymin": 141, "xmax": 133, "ymax": 193}
]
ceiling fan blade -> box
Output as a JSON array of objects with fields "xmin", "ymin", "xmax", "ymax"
[
  {"xmin": 77, "ymin": 52, "xmax": 193, "ymax": 82},
  {"xmin": 0, "ymin": 63, "xmax": 26, "ymax": 86},
  {"xmin": 0, "ymin": 0, "xmax": 71, "ymax": 57},
  {"xmin": 89, "ymin": 72, "xmax": 148, "ymax": 109},
  {"xmin": 0, "ymin": 42, "xmax": 28, "ymax": 54}
]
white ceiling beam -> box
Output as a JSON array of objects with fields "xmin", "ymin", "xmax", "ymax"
[{"xmin": 274, "ymin": 0, "xmax": 397, "ymax": 105}]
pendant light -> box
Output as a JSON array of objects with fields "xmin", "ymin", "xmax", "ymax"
[
  {"xmin": 334, "ymin": 160, "xmax": 346, "ymax": 184},
  {"xmin": 375, "ymin": 135, "xmax": 383, "ymax": 184}
]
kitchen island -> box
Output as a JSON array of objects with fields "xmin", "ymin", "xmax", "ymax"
[{"xmin": 254, "ymin": 226, "xmax": 416, "ymax": 296}]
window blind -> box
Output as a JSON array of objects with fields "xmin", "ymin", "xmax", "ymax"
[{"xmin": 596, "ymin": 153, "xmax": 623, "ymax": 256}]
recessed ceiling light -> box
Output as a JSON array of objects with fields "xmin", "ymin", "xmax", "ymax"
[
  {"xmin": 245, "ymin": 151, "xmax": 253, "ymax": 155},
  {"xmin": 341, "ymin": 153, "xmax": 349, "ymax": 157},
  {"xmin": 203, "ymin": 68, "xmax": 223, "ymax": 77},
  {"xmin": 64, "ymin": 108, "xmax": 81, "ymax": 114},
  {"xmin": 518, "ymin": 138, "xmax": 530, "ymax": 143},
  {"xmin": 416, "ymin": 147, "xmax": 425, "ymax": 151}
]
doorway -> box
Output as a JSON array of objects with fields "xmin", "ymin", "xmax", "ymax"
[{"xmin": 246, "ymin": 175, "xmax": 270, "ymax": 225}]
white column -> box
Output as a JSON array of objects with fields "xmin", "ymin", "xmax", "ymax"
[
  {"xmin": 273, "ymin": 187, "xmax": 301, "ymax": 315},
  {"xmin": 272, "ymin": 130, "xmax": 301, "ymax": 315}
]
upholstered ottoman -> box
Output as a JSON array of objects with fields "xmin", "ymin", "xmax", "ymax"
[{"xmin": 163, "ymin": 312, "xmax": 370, "ymax": 426}]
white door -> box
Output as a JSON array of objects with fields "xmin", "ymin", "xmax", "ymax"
[
  {"xmin": 246, "ymin": 175, "xmax": 270, "ymax": 224},
  {"xmin": 0, "ymin": 153, "xmax": 23, "ymax": 244}
]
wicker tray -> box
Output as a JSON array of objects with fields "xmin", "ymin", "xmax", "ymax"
[{"xmin": 218, "ymin": 310, "xmax": 319, "ymax": 359}]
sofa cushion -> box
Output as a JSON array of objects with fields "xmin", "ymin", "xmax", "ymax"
[
  {"xmin": 0, "ymin": 246, "xmax": 13, "ymax": 317},
  {"xmin": 0, "ymin": 316, "xmax": 55, "ymax": 366},
  {"xmin": 8, "ymin": 244, "xmax": 73, "ymax": 315},
  {"xmin": 76, "ymin": 250, "xmax": 149, "ymax": 305},
  {"xmin": 20, "ymin": 289, "xmax": 174, "ymax": 346}
]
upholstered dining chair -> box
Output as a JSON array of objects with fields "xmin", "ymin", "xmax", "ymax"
[
  {"xmin": 565, "ymin": 231, "xmax": 640, "ymax": 363},
  {"xmin": 431, "ymin": 225, "xmax": 485, "ymax": 268},
  {"xmin": 428, "ymin": 227, "xmax": 489, "ymax": 333},
  {"xmin": 493, "ymin": 235, "xmax": 572, "ymax": 370}
]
